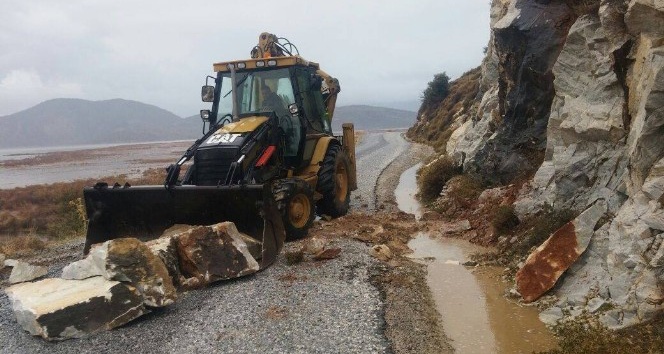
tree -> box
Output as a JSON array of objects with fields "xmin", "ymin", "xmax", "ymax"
[{"xmin": 421, "ymin": 72, "xmax": 450, "ymax": 109}]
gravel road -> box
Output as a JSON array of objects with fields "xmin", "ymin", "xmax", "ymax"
[{"xmin": 0, "ymin": 131, "xmax": 418, "ymax": 354}]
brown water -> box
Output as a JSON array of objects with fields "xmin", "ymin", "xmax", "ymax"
[{"xmin": 397, "ymin": 164, "xmax": 557, "ymax": 353}]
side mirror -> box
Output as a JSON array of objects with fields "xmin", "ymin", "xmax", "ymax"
[
  {"xmin": 200, "ymin": 110, "xmax": 211, "ymax": 122},
  {"xmin": 288, "ymin": 103, "xmax": 299, "ymax": 116},
  {"xmin": 201, "ymin": 86, "xmax": 214, "ymax": 102}
]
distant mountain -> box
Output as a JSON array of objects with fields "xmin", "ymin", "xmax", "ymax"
[
  {"xmin": 332, "ymin": 105, "xmax": 416, "ymax": 131},
  {"xmin": 0, "ymin": 100, "xmax": 415, "ymax": 149},
  {"xmin": 0, "ymin": 98, "xmax": 202, "ymax": 148}
]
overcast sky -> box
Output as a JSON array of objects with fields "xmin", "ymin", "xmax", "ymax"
[{"xmin": 0, "ymin": 1, "xmax": 490, "ymax": 117}]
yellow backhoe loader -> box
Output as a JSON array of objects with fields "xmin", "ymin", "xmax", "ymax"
[{"xmin": 83, "ymin": 33, "xmax": 357, "ymax": 270}]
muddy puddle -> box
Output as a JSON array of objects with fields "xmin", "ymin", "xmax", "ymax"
[{"xmin": 396, "ymin": 163, "xmax": 557, "ymax": 353}]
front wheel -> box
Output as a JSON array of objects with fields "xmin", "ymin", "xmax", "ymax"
[
  {"xmin": 316, "ymin": 144, "xmax": 350, "ymax": 218},
  {"xmin": 273, "ymin": 178, "xmax": 315, "ymax": 240}
]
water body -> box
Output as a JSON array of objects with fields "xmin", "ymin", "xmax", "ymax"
[
  {"xmin": 395, "ymin": 163, "xmax": 557, "ymax": 353},
  {"xmin": 0, "ymin": 140, "xmax": 192, "ymax": 189}
]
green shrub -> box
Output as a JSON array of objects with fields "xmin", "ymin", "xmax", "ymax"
[
  {"xmin": 504, "ymin": 208, "xmax": 576, "ymax": 258},
  {"xmin": 421, "ymin": 72, "xmax": 450, "ymax": 110},
  {"xmin": 417, "ymin": 156, "xmax": 461, "ymax": 204},
  {"xmin": 491, "ymin": 205, "xmax": 519, "ymax": 235}
]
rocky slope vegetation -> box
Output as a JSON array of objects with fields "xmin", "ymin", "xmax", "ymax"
[{"xmin": 409, "ymin": 0, "xmax": 664, "ymax": 329}]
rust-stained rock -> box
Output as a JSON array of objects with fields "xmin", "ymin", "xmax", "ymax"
[
  {"xmin": 5, "ymin": 277, "xmax": 145, "ymax": 341},
  {"xmin": 176, "ymin": 223, "xmax": 259, "ymax": 286},
  {"xmin": 313, "ymin": 248, "xmax": 341, "ymax": 261},
  {"xmin": 516, "ymin": 202, "xmax": 606, "ymax": 302},
  {"xmin": 62, "ymin": 238, "xmax": 176, "ymax": 307}
]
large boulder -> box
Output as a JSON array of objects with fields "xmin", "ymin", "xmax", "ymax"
[
  {"xmin": 175, "ymin": 222, "xmax": 260, "ymax": 287},
  {"xmin": 62, "ymin": 238, "xmax": 176, "ymax": 307},
  {"xmin": 516, "ymin": 202, "xmax": 607, "ymax": 302},
  {"xmin": 5, "ymin": 277, "xmax": 145, "ymax": 341}
]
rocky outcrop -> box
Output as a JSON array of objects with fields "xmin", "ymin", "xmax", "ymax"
[
  {"xmin": 5, "ymin": 277, "xmax": 145, "ymax": 340},
  {"xmin": 413, "ymin": 0, "xmax": 664, "ymax": 328},
  {"xmin": 62, "ymin": 238, "xmax": 176, "ymax": 307}
]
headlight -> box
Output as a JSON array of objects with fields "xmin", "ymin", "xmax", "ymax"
[
  {"xmin": 236, "ymin": 62, "xmax": 246, "ymax": 69},
  {"xmin": 255, "ymin": 61, "xmax": 265, "ymax": 67},
  {"xmin": 267, "ymin": 60, "xmax": 277, "ymax": 66}
]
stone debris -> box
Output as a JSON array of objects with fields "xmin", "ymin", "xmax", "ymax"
[
  {"xmin": 0, "ymin": 253, "xmax": 5, "ymax": 270},
  {"xmin": 516, "ymin": 202, "xmax": 607, "ymax": 302},
  {"xmin": 62, "ymin": 238, "xmax": 176, "ymax": 307},
  {"xmin": 370, "ymin": 244, "xmax": 393, "ymax": 262},
  {"xmin": 538, "ymin": 306, "xmax": 564, "ymax": 327},
  {"xmin": 5, "ymin": 277, "xmax": 145, "ymax": 341},
  {"xmin": 176, "ymin": 223, "xmax": 259, "ymax": 286},
  {"xmin": 442, "ymin": 219, "xmax": 472, "ymax": 234},
  {"xmin": 302, "ymin": 237, "xmax": 327, "ymax": 255},
  {"xmin": 3, "ymin": 221, "xmax": 273, "ymax": 340},
  {"xmin": 8, "ymin": 261, "xmax": 48, "ymax": 284},
  {"xmin": 313, "ymin": 248, "xmax": 341, "ymax": 261},
  {"xmin": 145, "ymin": 235, "xmax": 183, "ymax": 288},
  {"xmin": 4, "ymin": 259, "xmax": 19, "ymax": 268}
]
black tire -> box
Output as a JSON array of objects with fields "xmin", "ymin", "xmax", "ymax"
[
  {"xmin": 316, "ymin": 143, "xmax": 350, "ymax": 218},
  {"xmin": 273, "ymin": 178, "xmax": 315, "ymax": 240}
]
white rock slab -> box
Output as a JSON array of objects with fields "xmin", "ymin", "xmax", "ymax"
[
  {"xmin": 5, "ymin": 277, "xmax": 146, "ymax": 341},
  {"xmin": 9, "ymin": 261, "xmax": 48, "ymax": 284}
]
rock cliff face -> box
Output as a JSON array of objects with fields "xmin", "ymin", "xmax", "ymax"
[{"xmin": 410, "ymin": 0, "xmax": 664, "ymax": 328}]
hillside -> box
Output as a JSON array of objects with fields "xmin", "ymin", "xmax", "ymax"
[
  {"xmin": 408, "ymin": 0, "xmax": 664, "ymax": 331},
  {"xmin": 0, "ymin": 99, "xmax": 201, "ymax": 148}
]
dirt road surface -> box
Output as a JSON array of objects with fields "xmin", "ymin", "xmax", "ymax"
[{"xmin": 0, "ymin": 131, "xmax": 450, "ymax": 353}]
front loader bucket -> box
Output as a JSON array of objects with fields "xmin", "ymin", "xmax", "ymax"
[{"xmin": 83, "ymin": 184, "xmax": 284, "ymax": 269}]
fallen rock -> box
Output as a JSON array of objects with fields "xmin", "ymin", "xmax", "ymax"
[
  {"xmin": 0, "ymin": 253, "xmax": 5, "ymax": 270},
  {"xmin": 4, "ymin": 259, "xmax": 18, "ymax": 268},
  {"xmin": 62, "ymin": 238, "xmax": 176, "ymax": 307},
  {"xmin": 176, "ymin": 223, "xmax": 259, "ymax": 286},
  {"xmin": 370, "ymin": 245, "xmax": 393, "ymax": 262},
  {"xmin": 5, "ymin": 277, "xmax": 146, "ymax": 341},
  {"xmin": 313, "ymin": 248, "xmax": 341, "ymax": 261},
  {"xmin": 9, "ymin": 261, "xmax": 48, "ymax": 284},
  {"xmin": 443, "ymin": 219, "xmax": 472, "ymax": 234},
  {"xmin": 145, "ymin": 236, "xmax": 183, "ymax": 287},
  {"xmin": 302, "ymin": 237, "xmax": 328, "ymax": 255},
  {"xmin": 516, "ymin": 202, "xmax": 607, "ymax": 302},
  {"xmin": 539, "ymin": 306, "xmax": 564, "ymax": 327}
]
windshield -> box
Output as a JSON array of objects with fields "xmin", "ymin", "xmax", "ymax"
[{"xmin": 216, "ymin": 68, "xmax": 295, "ymax": 121}]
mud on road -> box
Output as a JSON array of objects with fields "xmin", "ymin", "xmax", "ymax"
[{"xmin": 0, "ymin": 132, "xmax": 450, "ymax": 353}]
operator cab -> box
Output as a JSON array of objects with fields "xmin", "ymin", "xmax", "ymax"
[{"xmin": 201, "ymin": 57, "xmax": 333, "ymax": 170}]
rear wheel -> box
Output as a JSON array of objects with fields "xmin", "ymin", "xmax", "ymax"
[
  {"xmin": 316, "ymin": 144, "xmax": 350, "ymax": 218},
  {"xmin": 273, "ymin": 178, "xmax": 315, "ymax": 240}
]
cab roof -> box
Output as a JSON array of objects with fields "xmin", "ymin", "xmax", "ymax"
[{"xmin": 212, "ymin": 55, "xmax": 320, "ymax": 73}]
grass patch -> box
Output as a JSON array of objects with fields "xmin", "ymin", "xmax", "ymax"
[
  {"xmin": 539, "ymin": 314, "xmax": 664, "ymax": 354},
  {"xmin": 491, "ymin": 205, "xmax": 519, "ymax": 235},
  {"xmin": 0, "ymin": 235, "xmax": 46, "ymax": 257},
  {"xmin": 416, "ymin": 156, "xmax": 462, "ymax": 204},
  {"xmin": 0, "ymin": 168, "xmax": 166, "ymax": 241}
]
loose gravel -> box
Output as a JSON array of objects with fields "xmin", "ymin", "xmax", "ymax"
[{"xmin": 0, "ymin": 131, "xmax": 414, "ymax": 354}]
